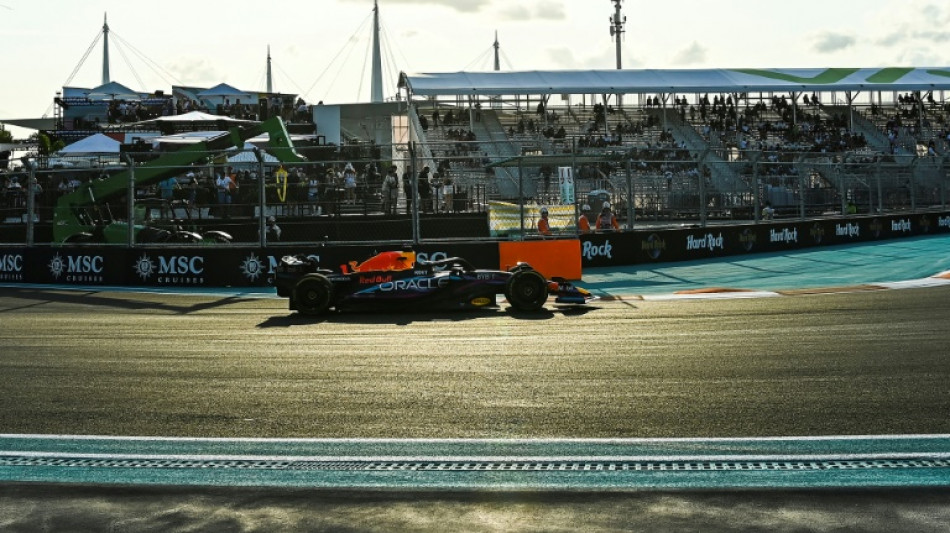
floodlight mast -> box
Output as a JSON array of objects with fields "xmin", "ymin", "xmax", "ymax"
[{"xmin": 609, "ymin": 0, "xmax": 626, "ymax": 69}]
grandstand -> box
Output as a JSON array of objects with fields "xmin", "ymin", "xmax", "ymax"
[
  {"xmin": 400, "ymin": 68, "xmax": 950, "ymax": 222},
  {"xmin": 6, "ymin": 67, "xmax": 950, "ymax": 246}
]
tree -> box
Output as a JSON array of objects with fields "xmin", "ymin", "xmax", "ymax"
[
  {"xmin": 36, "ymin": 132, "xmax": 52, "ymax": 155},
  {"xmin": 0, "ymin": 125, "xmax": 13, "ymax": 143}
]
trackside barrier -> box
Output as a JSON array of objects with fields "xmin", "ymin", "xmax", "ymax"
[
  {"xmin": 1, "ymin": 211, "xmax": 948, "ymax": 288},
  {"xmin": 0, "ymin": 243, "xmax": 500, "ymax": 288},
  {"xmin": 499, "ymin": 240, "xmax": 583, "ymax": 281},
  {"xmin": 578, "ymin": 212, "xmax": 950, "ymax": 268}
]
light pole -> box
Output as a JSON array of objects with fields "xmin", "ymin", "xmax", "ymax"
[
  {"xmin": 609, "ymin": 0, "xmax": 626, "ymax": 70},
  {"xmin": 610, "ymin": 1, "xmax": 627, "ymax": 108}
]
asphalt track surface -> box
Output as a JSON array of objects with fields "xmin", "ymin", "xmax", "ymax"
[{"xmin": 2, "ymin": 235, "xmax": 950, "ymax": 531}]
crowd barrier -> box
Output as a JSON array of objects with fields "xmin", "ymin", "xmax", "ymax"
[{"xmin": 1, "ymin": 212, "xmax": 947, "ymax": 288}]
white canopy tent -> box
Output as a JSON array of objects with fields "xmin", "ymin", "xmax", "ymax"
[
  {"xmin": 197, "ymin": 83, "xmax": 253, "ymax": 100},
  {"xmin": 149, "ymin": 111, "xmax": 256, "ymax": 123},
  {"xmin": 58, "ymin": 133, "xmax": 121, "ymax": 154},
  {"xmin": 229, "ymin": 142, "xmax": 279, "ymax": 165},
  {"xmin": 128, "ymin": 111, "xmax": 258, "ymax": 128},
  {"xmin": 85, "ymin": 81, "xmax": 143, "ymax": 100},
  {"xmin": 149, "ymin": 131, "xmax": 227, "ymax": 146}
]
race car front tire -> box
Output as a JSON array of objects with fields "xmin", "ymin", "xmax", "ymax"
[
  {"xmin": 293, "ymin": 274, "xmax": 333, "ymax": 315},
  {"xmin": 505, "ymin": 269, "xmax": 548, "ymax": 312}
]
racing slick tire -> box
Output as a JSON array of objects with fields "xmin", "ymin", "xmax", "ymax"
[
  {"xmin": 168, "ymin": 230, "xmax": 203, "ymax": 243},
  {"xmin": 505, "ymin": 269, "xmax": 548, "ymax": 312},
  {"xmin": 201, "ymin": 230, "xmax": 233, "ymax": 243},
  {"xmin": 293, "ymin": 273, "xmax": 333, "ymax": 315},
  {"xmin": 62, "ymin": 232, "xmax": 96, "ymax": 244}
]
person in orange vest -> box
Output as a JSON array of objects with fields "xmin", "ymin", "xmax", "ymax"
[
  {"xmin": 577, "ymin": 204, "xmax": 592, "ymax": 234},
  {"xmin": 596, "ymin": 202, "xmax": 620, "ymax": 232},
  {"xmin": 537, "ymin": 206, "xmax": 552, "ymax": 237}
]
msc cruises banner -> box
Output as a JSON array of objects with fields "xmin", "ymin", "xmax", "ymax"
[
  {"xmin": 0, "ymin": 243, "xmax": 501, "ymax": 288},
  {"xmin": 0, "ymin": 212, "xmax": 948, "ymax": 287}
]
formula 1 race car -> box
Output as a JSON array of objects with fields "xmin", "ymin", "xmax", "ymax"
[{"xmin": 272, "ymin": 250, "xmax": 593, "ymax": 315}]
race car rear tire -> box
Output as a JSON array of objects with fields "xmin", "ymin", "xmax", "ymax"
[
  {"xmin": 505, "ymin": 269, "xmax": 548, "ymax": 312},
  {"xmin": 293, "ymin": 274, "xmax": 333, "ymax": 315},
  {"xmin": 168, "ymin": 230, "xmax": 203, "ymax": 243},
  {"xmin": 62, "ymin": 232, "xmax": 96, "ymax": 244},
  {"xmin": 201, "ymin": 230, "xmax": 233, "ymax": 243}
]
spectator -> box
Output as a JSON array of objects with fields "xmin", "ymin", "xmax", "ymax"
[
  {"xmin": 430, "ymin": 172, "xmax": 441, "ymax": 212},
  {"xmin": 264, "ymin": 215, "xmax": 281, "ymax": 242},
  {"xmin": 441, "ymin": 175, "xmax": 454, "ymax": 213},
  {"xmin": 324, "ymin": 167, "xmax": 340, "ymax": 214},
  {"xmin": 537, "ymin": 206, "xmax": 552, "ymax": 237},
  {"xmin": 307, "ymin": 172, "xmax": 321, "ymax": 215},
  {"xmin": 417, "ymin": 166, "xmax": 432, "ymax": 212},
  {"xmin": 227, "ymin": 168, "xmax": 240, "ymax": 206},
  {"xmin": 761, "ymin": 201, "xmax": 775, "ymax": 220},
  {"xmin": 159, "ymin": 175, "xmax": 179, "ymax": 201},
  {"xmin": 578, "ymin": 204, "xmax": 592, "ymax": 234},
  {"xmin": 381, "ymin": 166, "xmax": 398, "ymax": 215},
  {"xmin": 342, "ymin": 163, "xmax": 357, "ymax": 205},
  {"xmin": 596, "ymin": 202, "xmax": 619, "ymax": 232},
  {"xmin": 402, "ymin": 167, "xmax": 414, "ymax": 214},
  {"xmin": 28, "ymin": 176, "xmax": 43, "ymax": 203},
  {"xmin": 57, "ymin": 176, "xmax": 72, "ymax": 195},
  {"xmin": 185, "ymin": 176, "xmax": 200, "ymax": 217},
  {"xmin": 215, "ymin": 172, "xmax": 232, "ymax": 218}
]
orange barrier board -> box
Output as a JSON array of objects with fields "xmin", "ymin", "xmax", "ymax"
[{"xmin": 498, "ymin": 240, "xmax": 583, "ymax": 280}]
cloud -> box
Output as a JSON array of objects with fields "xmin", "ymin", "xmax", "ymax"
[
  {"xmin": 811, "ymin": 31, "xmax": 856, "ymax": 53},
  {"xmin": 916, "ymin": 30, "xmax": 950, "ymax": 42},
  {"xmin": 166, "ymin": 57, "xmax": 228, "ymax": 86},
  {"xmin": 501, "ymin": 6, "xmax": 530, "ymax": 20},
  {"xmin": 339, "ymin": 0, "xmax": 491, "ymax": 13},
  {"xmin": 499, "ymin": 1, "xmax": 566, "ymax": 21},
  {"xmin": 875, "ymin": 30, "xmax": 905, "ymax": 48},
  {"xmin": 536, "ymin": 2, "xmax": 565, "ymax": 20},
  {"xmin": 544, "ymin": 45, "xmax": 624, "ymax": 70},
  {"xmin": 919, "ymin": 2, "xmax": 948, "ymax": 23},
  {"xmin": 546, "ymin": 47, "xmax": 582, "ymax": 69},
  {"xmin": 671, "ymin": 42, "xmax": 706, "ymax": 66},
  {"xmin": 867, "ymin": 1, "xmax": 950, "ymax": 54}
]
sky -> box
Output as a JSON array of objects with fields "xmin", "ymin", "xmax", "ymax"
[{"xmin": 3, "ymin": 0, "xmax": 950, "ymax": 139}]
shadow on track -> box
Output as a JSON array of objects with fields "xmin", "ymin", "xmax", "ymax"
[
  {"xmin": 0, "ymin": 288, "xmax": 252, "ymax": 315},
  {"xmin": 256, "ymin": 305, "xmax": 599, "ymax": 327}
]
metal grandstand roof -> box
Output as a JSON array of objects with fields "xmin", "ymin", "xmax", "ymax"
[{"xmin": 400, "ymin": 68, "xmax": 950, "ymax": 96}]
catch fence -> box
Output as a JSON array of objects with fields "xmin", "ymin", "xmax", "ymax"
[{"xmin": 2, "ymin": 142, "xmax": 948, "ymax": 246}]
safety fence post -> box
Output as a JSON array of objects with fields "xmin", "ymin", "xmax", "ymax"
[
  {"xmin": 26, "ymin": 164, "xmax": 35, "ymax": 246},
  {"xmin": 125, "ymin": 155, "xmax": 135, "ymax": 247}
]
